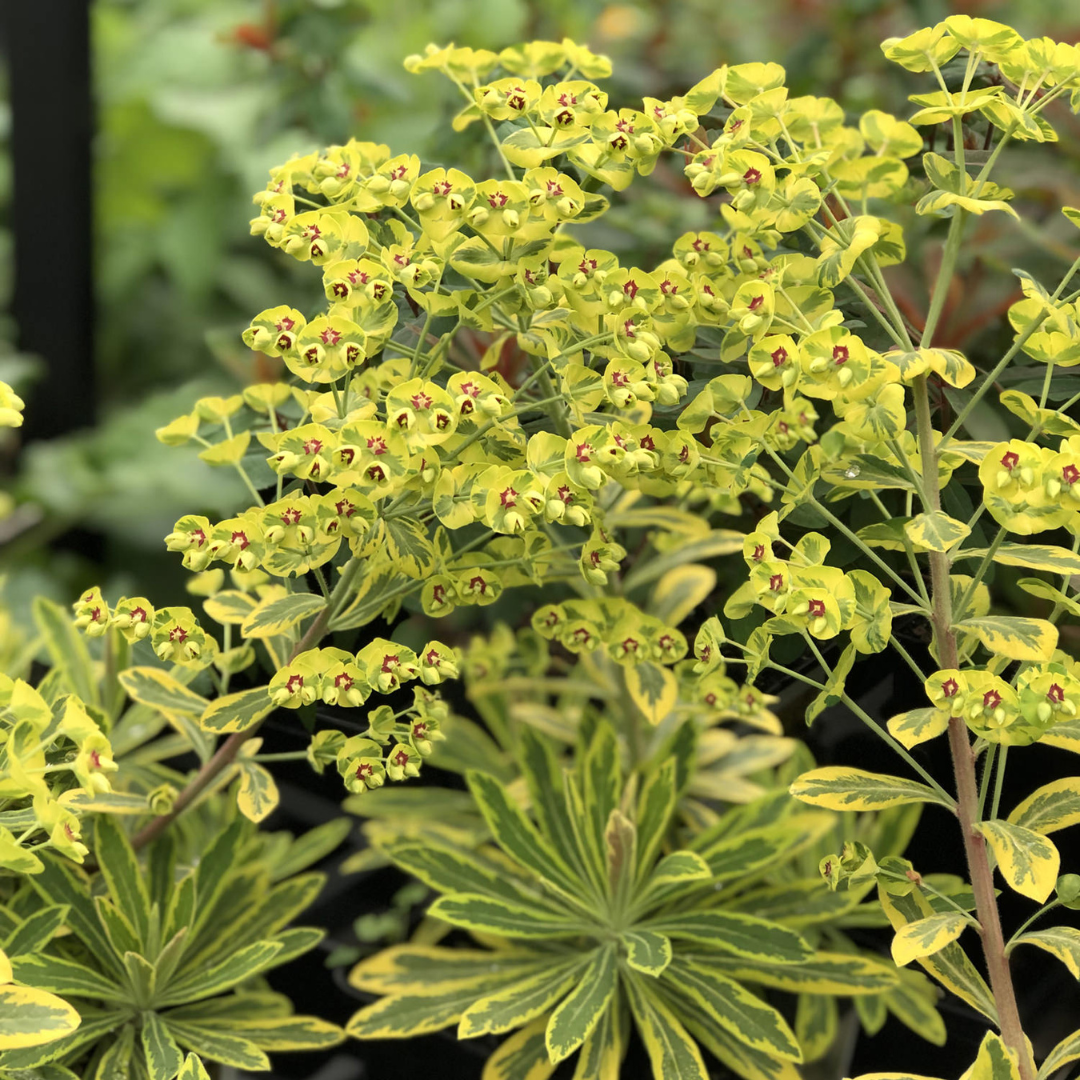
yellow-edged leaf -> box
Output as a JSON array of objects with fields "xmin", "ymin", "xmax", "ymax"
[
  {"xmin": 626, "ymin": 662, "xmax": 678, "ymax": 726},
  {"xmin": 790, "ymin": 767, "xmax": 953, "ymax": 812},
  {"xmin": 977, "ymin": 819, "xmax": 1060, "ymax": 903},
  {"xmin": 118, "ymin": 667, "xmax": 208, "ymax": 717},
  {"xmin": 887, "ymin": 707, "xmax": 949, "ymax": 750},
  {"xmin": 904, "ymin": 512, "xmax": 970, "ymax": 553},
  {"xmin": 649, "ymin": 565, "xmax": 716, "ymax": 627},
  {"xmin": 1008, "ymin": 777, "xmax": 1080, "ymax": 835},
  {"xmin": 956, "ymin": 617, "xmax": 1058, "ymax": 662},
  {"xmin": 0, "ymin": 984, "xmax": 81, "ymax": 1050},
  {"xmin": 236, "ymin": 762, "xmax": 280, "ymax": 823},
  {"xmin": 199, "ymin": 687, "xmax": 274, "ymax": 734},
  {"xmin": 890, "ymin": 912, "xmax": 968, "ymax": 967},
  {"xmin": 240, "ymin": 593, "xmax": 326, "ymax": 639},
  {"xmin": 1011, "ymin": 927, "xmax": 1080, "ymax": 979}
]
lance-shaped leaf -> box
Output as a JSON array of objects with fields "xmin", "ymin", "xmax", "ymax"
[
  {"xmin": 240, "ymin": 593, "xmax": 326, "ymax": 639},
  {"xmin": 427, "ymin": 894, "xmax": 579, "ymax": 939},
  {"xmin": 955, "ymin": 617, "xmax": 1058, "ymax": 662},
  {"xmin": 95, "ymin": 816, "xmax": 152, "ymax": 943},
  {"xmin": 469, "ymin": 771, "xmax": 574, "ymax": 885},
  {"xmin": 890, "ymin": 912, "xmax": 969, "ymax": 966},
  {"xmin": 1040, "ymin": 1027, "xmax": 1080, "ymax": 1080},
  {"xmin": 457, "ymin": 958, "xmax": 583, "ymax": 1038},
  {"xmin": 199, "ymin": 688, "xmax": 274, "ymax": 734},
  {"xmin": 0, "ymin": 985, "xmax": 81, "ymax": 1051},
  {"xmin": 795, "ymin": 992, "xmax": 838, "ymax": 1064},
  {"xmin": 1011, "ymin": 926, "xmax": 1080, "ymax": 978},
  {"xmin": 1008, "ymin": 777, "xmax": 1080, "ymax": 835},
  {"xmin": 661, "ymin": 958, "xmax": 801, "ymax": 1062},
  {"xmin": 884, "ymin": 968, "xmax": 947, "ymax": 1047},
  {"xmin": 141, "ymin": 1011, "xmax": 185, "ymax": 1080},
  {"xmin": 879, "ymin": 886, "xmax": 996, "ymax": 1022},
  {"xmin": 348, "ymin": 945, "xmax": 546, "ymax": 996},
  {"xmin": 625, "ymin": 976, "xmax": 709, "ymax": 1080},
  {"xmin": 545, "ymin": 944, "xmax": 617, "ymax": 1064},
  {"xmin": 33, "ymin": 597, "xmax": 97, "ymax": 707},
  {"xmin": 162, "ymin": 1018, "xmax": 274, "ymax": 1070},
  {"xmin": 178, "ymin": 1053, "xmax": 211, "ymax": 1080},
  {"xmin": 219, "ymin": 1015, "xmax": 344, "ymax": 1052},
  {"xmin": 646, "ymin": 911, "xmax": 812, "ymax": 964},
  {"xmin": 9, "ymin": 953, "xmax": 126, "ymax": 1003},
  {"xmin": 117, "ymin": 668, "xmax": 208, "ymax": 718},
  {"xmin": 709, "ymin": 951, "xmax": 897, "ymax": 995},
  {"xmin": 977, "ymin": 820, "xmax": 1060, "ymax": 903},
  {"xmin": 156, "ymin": 941, "xmax": 283, "ymax": 1006},
  {"xmin": 958, "ymin": 543, "xmax": 1080, "ymax": 576},
  {"xmin": 484, "ymin": 1017, "xmax": 556, "ymax": 1080},
  {"xmin": 790, "ymin": 767, "xmax": 954, "ymax": 812}
]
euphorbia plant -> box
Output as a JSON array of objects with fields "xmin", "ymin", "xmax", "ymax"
[{"xmin": 4, "ymin": 13, "xmax": 1080, "ymax": 1080}]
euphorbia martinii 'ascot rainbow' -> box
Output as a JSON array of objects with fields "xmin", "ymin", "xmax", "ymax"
[{"xmin": 4, "ymin": 14, "xmax": 1080, "ymax": 1080}]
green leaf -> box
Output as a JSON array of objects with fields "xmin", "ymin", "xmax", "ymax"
[
  {"xmin": 457, "ymin": 958, "xmax": 582, "ymax": 1038},
  {"xmin": 545, "ymin": 944, "xmax": 618, "ymax": 1064},
  {"xmin": 890, "ymin": 912, "xmax": 968, "ymax": 966},
  {"xmin": 141, "ymin": 1012, "xmax": 184, "ymax": 1080},
  {"xmin": 661, "ymin": 959, "xmax": 801, "ymax": 1061},
  {"xmin": 0, "ymin": 1009, "xmax": 119, "ymax": 1067},
  {"xmin": 427, "ymin": 894, "xmax": 574, "ymax": 940},
  {"xmin": 884, "ymin": 968, "xmax": 946, "ymax": 1047},
  {"xmin": 1011, "ymin": 926, "xmax": 1080, "ymax": 978},
  {"xmin": 382, "ymin": 517, "xmax": 436, "ymax": 579},
  {"xmin": 29, "ymin": 856, "xmax": 122, "ymax": 979},
  {"xmin": 348, "ymin": 945, "xmax": 542, "ymax": 997},
  {"xmin": 466, "ymin": 770, "xmax": 574, "ymax": 890},
  {"xmin": 626, "ymin": 662, "xmax": 678, "ymax": 725},
  {"xmin": 625, "ymin": 976, "xmax": 709, "ymax": 1080},
  {"xmin": 879, "ymin": 886, "xmax": 997, "ymax": 1022},
  {"xmin": 3, "ymin": 905, "xmax": 68, "ymax": 958},
  {"xmin": 177, "ymin": 1052, "xmax": 211, "ymax": 1080},
  {"xmin": 117, "ymin": 668, "xmax": 208, "ymax": 718},
  {"xmin": 236, "ymin": 763, "xmax": 279, "ymax": 823},
  {"xmin": 969, "ymin": 1031, "xmax": 1022, "ymax": 1080},
  {"xmin": 202, "ymin": 591, "xmax": 258, "ymax": 626},
  {"xmin": 647, "ymin": 911, "xmax": 812, "ymax": 964},
  {"xmin": 33, "ymin": 597, "xmax": 97, "ymax": 707},
  {"xmin": 484, "ymin": 1018, "xmax": 557, "ymax": 1080},
  {"xmin": 649, "ymin": 565, "xmax": 716, "ymax": 627},
  {"xmin": 156, "ymin": 941, "xmax": 283, "ymax": 1006},
  {"xmin": 635, "ymin": 760, "xmax": 678, "ymax": 879},
  {"xmin": 790, "ymin": 767, "xmax": 953, "ymax": 811},
  {"xmin": 623, "ymin": 930, "xmax": 673, "ymax": 976},
  {"xmin": 977, "ymin": 819, "xmax": 1060, "ymax": 902},
  {"xmin": 199, "ymin": 687, "xmax": 273, "ymax": 734},
  {"xmin": 1040, "ymin": 1027, "xmax": 1080, "ymax": 1080},
  {"xmin": 240, "ymin": 593, "xmax": 325, "ymax": 639},
  {"xmin": 957, "ymin": 543, "xmax": 1080, "ymax": 576},
  {"xmin": 795, "ymin": 993, "xmax": 838, "ymax": 1064},
  {"xmin": 887, "ymin": 707, "xmax": 949, "ymax": 750},
  {"xmin": 9, "ymin": 953, "xmax": 126, "ymax": 1003},
  {"xmin": 222, "ymin": 1015, "xmax": 344, "ymax": 1052},
  {"xmin": 0, "ymin": 985, "xmax": 82, "ymax": 1051},
  {"xmin": 161, "ymin": 1020, "xmax": 269, "ymax": 1071},
  {"xmin": 904, "ymin": 511, "xmax": 970, "ymax": 552},
  {"xmin": 643, "ymin": 851, "xmax": 712, "ymax": 894},
  {"xmin": 806, "ymin": 643, "xmax": 856, "ymax": 723},
  {"xmin": 622, "ymin": 531, "xmax": 745, "ymax": 591},
  {"xmin": 712, "ymin": 951, "xmax": 898, "ymax": 995},
  {"xmin": 94, "ymin": 816, "xmax": 152, "ymax": 943},
  {"xmin": 1008, "ymin": 777, "xmax": 1080, "ymax": 835},
  {"xmin": 384, "ymin": 838, "xmax": 560, "ymax": 915},
  {"xmin": 955, "ymin": 617, "xmax": 1058, "ymax": 662}
]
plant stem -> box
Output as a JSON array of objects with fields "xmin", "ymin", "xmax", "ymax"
[
  {"xmin": 912, "ymin": 370, "xmax": 1035, "ymax": 1080},
  {"xmin": 130, "ymin": 557, "xmax": 364, "ymax": 851}
]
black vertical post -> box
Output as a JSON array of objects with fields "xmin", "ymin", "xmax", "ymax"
[{"xmin": 2, "ymin": 0, "xmax": 94, "ymax": 441}]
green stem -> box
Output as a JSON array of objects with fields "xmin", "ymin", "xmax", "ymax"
[{"xmin": 977, "ymin": 743, "xmax": 998, "ymax": 821}]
